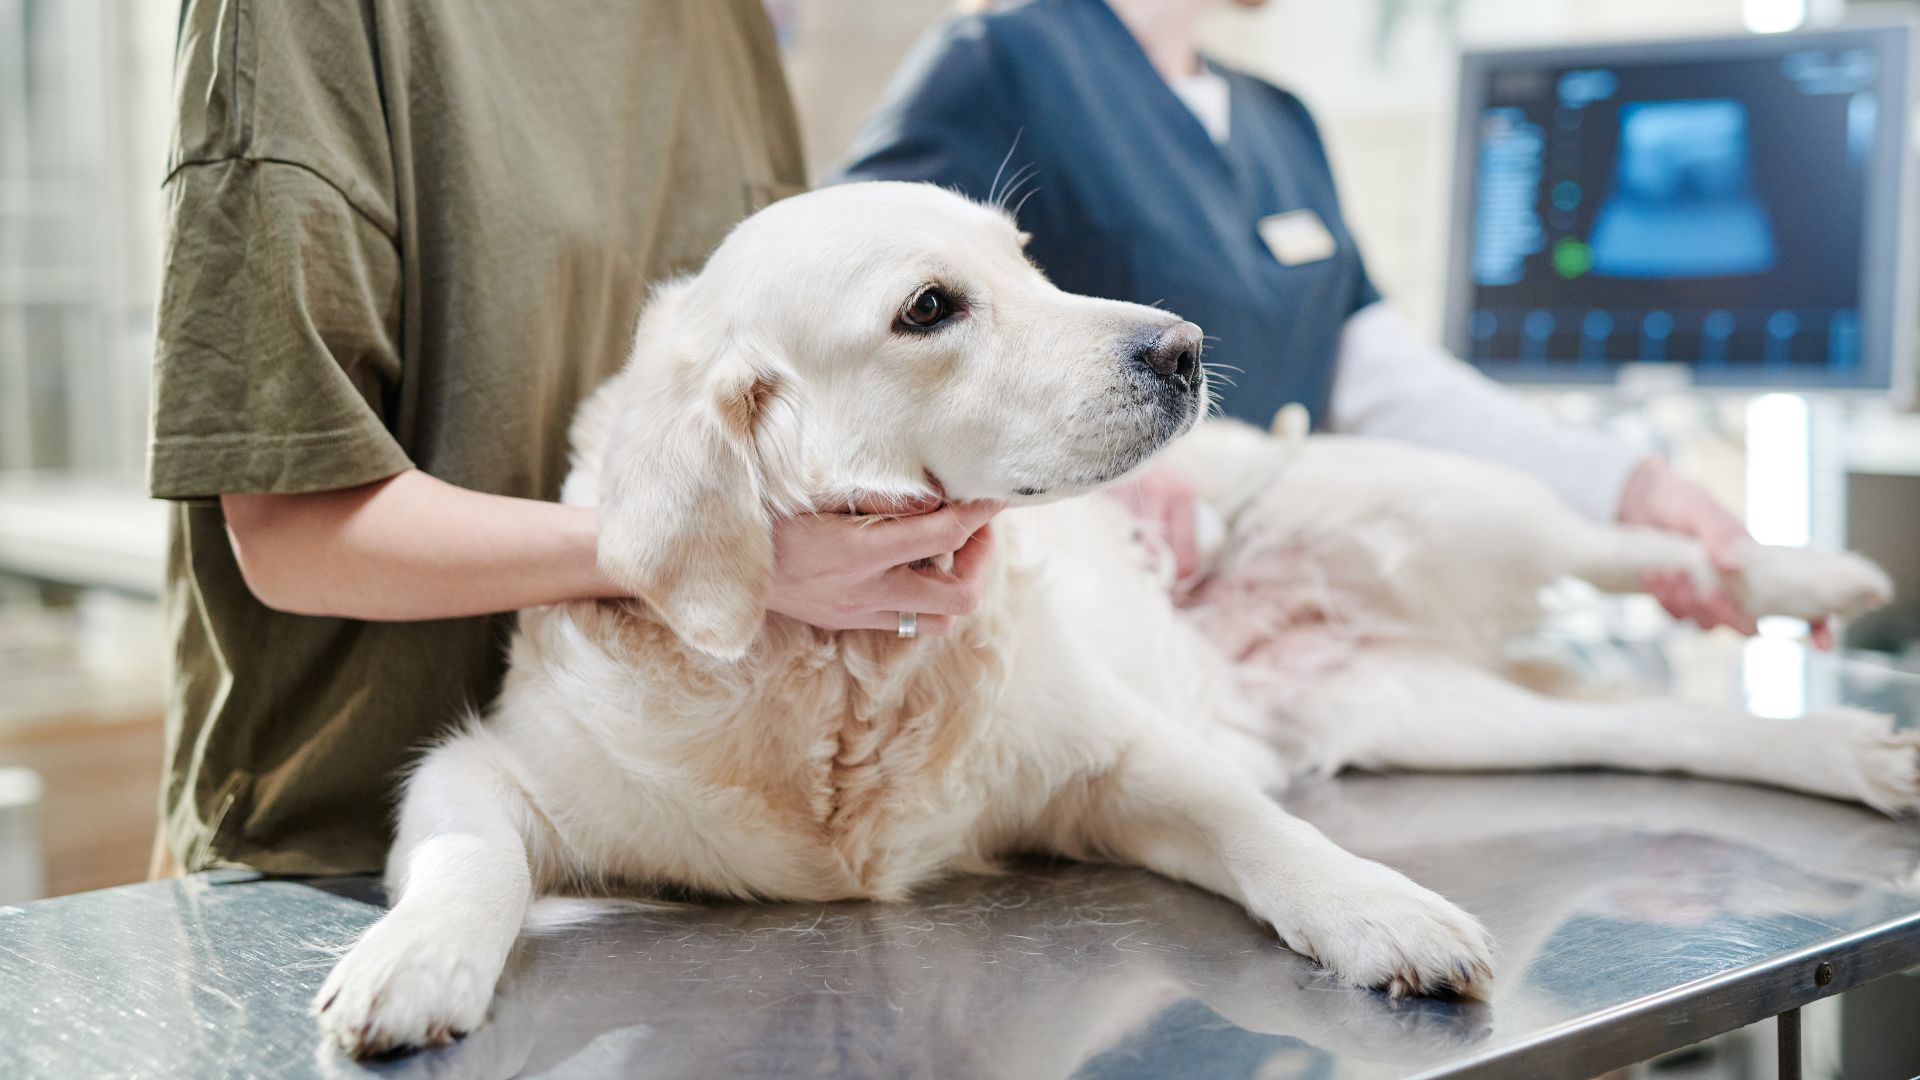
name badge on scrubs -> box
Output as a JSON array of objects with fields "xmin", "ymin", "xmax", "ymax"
[{"xmin": 1258, "ymin": 210, "xmax": 1337, "ymax": 267}]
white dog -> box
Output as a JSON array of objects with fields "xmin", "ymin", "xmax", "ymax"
[{"xmin": 315, "ymin": 182, "xmax": 1903, "ymax": 1057}]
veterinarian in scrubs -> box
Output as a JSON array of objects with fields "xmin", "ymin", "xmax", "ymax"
[
  {"xmin": 147, "ymin": 1, "xmax": 996, "ymax": 876},
  {"xmin": 835, "ymin": 0, "xmax": 1771, "ymax": 637}
]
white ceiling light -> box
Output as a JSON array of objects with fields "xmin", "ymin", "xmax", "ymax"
[{"xmin": 1744, "ymin": 0, "xmax": 1810, "ymax": 33}]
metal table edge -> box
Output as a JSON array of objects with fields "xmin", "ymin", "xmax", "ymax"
[{"xmin": 1409, "ymin": 908, "xmax": 1920, "ymax": 1078}]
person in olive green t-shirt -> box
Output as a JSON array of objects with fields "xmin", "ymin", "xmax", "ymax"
[{"xmin": 150, "ymin": 0, "xmax": 1000, "ymax": 877}]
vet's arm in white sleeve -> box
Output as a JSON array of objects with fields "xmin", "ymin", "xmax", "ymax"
[{"xmin": 1326, "ymin": 303, "xmax": 1647, "ymax": 523}]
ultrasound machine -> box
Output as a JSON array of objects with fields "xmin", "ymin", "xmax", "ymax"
[{"xmin": 1445, "ymin": 23, "xmax": 1914, "ymax": 396}]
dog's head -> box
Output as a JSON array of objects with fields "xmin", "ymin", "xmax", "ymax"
[{"xmin": 595, "ymin": 181, "xmax": 1207, "ymax": 658}]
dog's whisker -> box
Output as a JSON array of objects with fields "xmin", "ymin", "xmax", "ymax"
[
  {"xmin": 1199, "ymin": 361, "xmax": 1238, "ymax": 388},
  {"xmin": 1001, "ymin": 171, "xmax": 1037, "ymax": 206},
  {"xmin": 987, "ymin": 130, "xmax": 1026, "ymax": 208},
  {"xmin": 1009, "ymin": 182, "xmax": 1042, "ymax": 222},
  {"xmin": 998, "ymin": 167, "xmax": 1040, "ymax": 215},
  {"xmin": 994, "ymin": 162, "xmax": 1039, "ymax": 211}
]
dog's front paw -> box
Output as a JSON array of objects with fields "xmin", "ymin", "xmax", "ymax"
[
  {"xmin": 313, "ymin": 912, "xmax": 502, "ymax": 1058},
  {"xmin": 1257, "ymin": 858, "xmax": 1494, "ymax": 1000},
  {"xmin": 1739, "ymin": 544, "xmax": 1894, "ymax": 622}
]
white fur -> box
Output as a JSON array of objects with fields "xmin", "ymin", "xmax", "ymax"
[{"xmin": 315, "ymin": 183, "xmax": 1902, "ymax": 1056}]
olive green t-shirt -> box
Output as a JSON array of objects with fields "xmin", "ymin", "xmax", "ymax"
[{"xmin": 148, "ymin": 0, "xmax": 805, "ymax": 875}]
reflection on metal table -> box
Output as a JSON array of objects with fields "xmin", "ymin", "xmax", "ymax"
[{"xmin": 6, "ymin": 645, "xmax": 1920, "ymax": 1079}]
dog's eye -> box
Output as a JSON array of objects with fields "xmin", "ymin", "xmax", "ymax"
[{"xmin": 901, "ymin": 287, "xmax": 956, "ymax": 329}]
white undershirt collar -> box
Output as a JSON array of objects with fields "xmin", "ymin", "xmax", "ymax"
[{"xmin": 1167, "ymin": 65, "xmax": 1231, "ymax": 144}]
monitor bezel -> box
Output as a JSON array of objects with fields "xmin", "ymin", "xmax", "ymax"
[{"xmin": 1443, "ymin": 22, "xmax": 1917, "ymax": 399}]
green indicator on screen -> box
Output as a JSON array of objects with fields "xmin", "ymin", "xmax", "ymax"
[{"xmin": 1552, "ymin": 238, "xmax": 1592, "ymax": 279}]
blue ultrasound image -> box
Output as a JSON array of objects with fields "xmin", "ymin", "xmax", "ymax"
[{"xmin": 1589, "ymin": 100, "xmax": 1777, "ymax": 279}]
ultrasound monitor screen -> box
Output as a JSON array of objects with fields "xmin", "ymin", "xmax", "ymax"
[{"xmin": 1448, "ymin": 27, "xmax": 1912, "ymax": 389}]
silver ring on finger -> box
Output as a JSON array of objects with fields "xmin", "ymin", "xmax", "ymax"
[{"xmin": 897, "ymin": 611, "xmax": 918, "ymax": 639}]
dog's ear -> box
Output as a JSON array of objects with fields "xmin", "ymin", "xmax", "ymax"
[{"xmin": 596, "ymin": 291, "xmax": 805, "ymax": 660}]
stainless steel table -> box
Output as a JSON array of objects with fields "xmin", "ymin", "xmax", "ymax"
[{"xmin": 7, "ymin": 646, "xmax": 1920, "ymax": 1078}]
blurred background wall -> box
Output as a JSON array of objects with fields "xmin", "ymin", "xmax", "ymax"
[
  {"xmin": 1, "ymin": 0, "xmax": 173, "ymax": 903},
  {"xmin": 1, "ymin": 0, "xmax": 170, "ymax": 477}
]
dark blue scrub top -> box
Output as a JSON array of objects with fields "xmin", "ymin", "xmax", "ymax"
[{"xmin": 830, "ymin": 0, "xmax": 1380, "ymax": 428}]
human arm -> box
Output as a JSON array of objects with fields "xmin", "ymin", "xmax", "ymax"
[
  {"xmin": 221, "ymin": 470, "xmax": 610, "ymax": 620},
  {"xmin": 223, "ymin": 469, "xmax": 1000, "ymax": 632}
]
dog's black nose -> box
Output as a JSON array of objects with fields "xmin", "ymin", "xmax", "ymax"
[{"xmin": 1135, "ymin": 321, "xmax": 1202, "ymax": 391}]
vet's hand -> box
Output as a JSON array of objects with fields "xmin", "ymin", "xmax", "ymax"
[
  {"xmin": 1618, "ymin": 457, "xmax": 1832, "ymax": 645},
  {"xmin": 766, "ymin": 499, "xmax": 1002, "ymax": 635},
  {"xmin": 1106, "ymin": 464, "xmax": 1200, "ymax": 582}
]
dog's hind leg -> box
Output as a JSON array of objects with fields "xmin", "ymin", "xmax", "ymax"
[
  {"xmin": 1297, "ymin": 650, "xmax": 1920, "ymax": 816},
  {"xmin": 1060, "ymin": 736, "xmax": 1495, "ymax": 999},
  {"xmin": 1568, "ymin": 526, "xmax": 1893, "ymax": 623},
  {"xmin": 314, "ymin": 729, "xmax": 542, "ymax": 1057}
]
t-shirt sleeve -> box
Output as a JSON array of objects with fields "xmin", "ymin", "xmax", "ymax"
[
  {"xmin": 827, "ymin": 17, "xmax": 1024, "ymax": 200},
  {"xmin": 148, "ymin": 158, "xmax": 413, "ymax": 501}
]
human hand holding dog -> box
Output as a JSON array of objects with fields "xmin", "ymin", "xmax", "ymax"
[
  {"xmin": 1618, "ymin": 457, "xmax": 1832, "ymax": 647},
  {"xmin": 765, "ymin": 499, "xmax": 1002, "ymax": 635}
]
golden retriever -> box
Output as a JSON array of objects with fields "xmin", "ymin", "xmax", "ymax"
[{"xmin": 315, "ymin": 182, "xmax": 1900, "ymax": 1056}]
